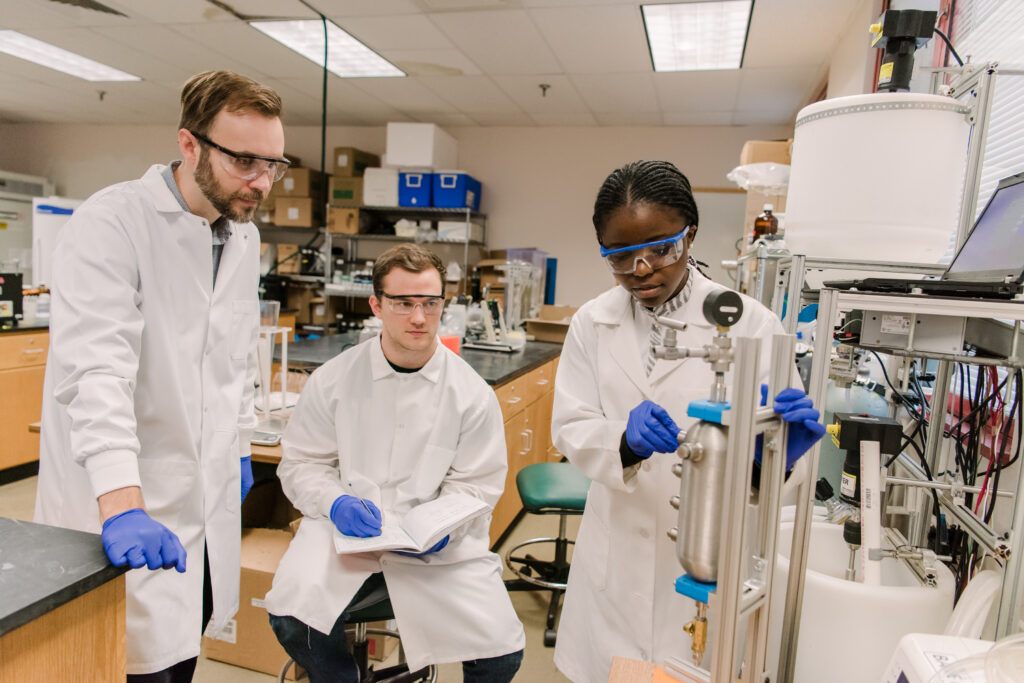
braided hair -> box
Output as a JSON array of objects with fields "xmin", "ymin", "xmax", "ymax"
[{"xmin": 592, "ymin": 160, "xmax": 707, "ymax": 273}]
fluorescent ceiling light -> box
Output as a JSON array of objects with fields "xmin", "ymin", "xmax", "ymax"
[
  {"xmin": 0, "ymin": 30, "xmax": 140, "ymax": 81},
  {"xmin": 250, "ymin": 20, "xmax": 404, "ymax": 78},
  {"xmin": 642, "ymin": 1, "xmax": 753, "ymax": 71}
]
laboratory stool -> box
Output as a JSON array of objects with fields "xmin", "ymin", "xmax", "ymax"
[
  {"xmin": 504, "ymin": 461, "xmax": 590, "ymax": 647},
  {"xmin": 277, "ymin": 572, "xmax": 436, "ymax": 683}
]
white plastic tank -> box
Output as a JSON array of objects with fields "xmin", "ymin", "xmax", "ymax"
[
  {"xmin": 784, "ymin": 93, "xmax": 971, "ymax": 270},
  {"xmin": 768, "ymin": 520, "xmax": 955, "ymax": 683}
]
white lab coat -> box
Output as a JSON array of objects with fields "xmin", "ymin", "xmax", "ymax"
[
  {"xmin": 551, "ymin": 272, "xmax": 794, "ymax": 683},
  {"xmin": 265, "ymin": 338, "xmax": 525, "ymax": 672},
  {"xmin": 34, "ymin": 164, "xmax": 260, "ymax": 674}
]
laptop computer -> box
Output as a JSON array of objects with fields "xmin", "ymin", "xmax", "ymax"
[{"xmin": 824, "ymin": 171, "xmax": 1024, "ymax": 300}]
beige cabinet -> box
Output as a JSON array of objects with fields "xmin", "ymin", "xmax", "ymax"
[
  {"xmin": 489, "ymin": 356, "xmax": 559, "ymax": 546},
  {"xmin": 0, "ymin": 331, "xmax": 48, "ymax": 471}
]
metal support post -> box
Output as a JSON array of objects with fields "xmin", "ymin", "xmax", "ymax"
[
  {"xmin": 996, "ymin": 443, "xmax": 1024, "ymax": 637},
  {"xmin": 777, "ymin": 286, "xmax": 835, "ymax": 683},
  {"xmin": 909, "ymin": 360, "xmax": 953, "ymax": 548},
  {"xmin": 950, "ymin": 64, "xmax": 997, "ymax": 250},
  {"xmin": 781, "ymin": 255, "xmax": 806, "ymax": 334}
]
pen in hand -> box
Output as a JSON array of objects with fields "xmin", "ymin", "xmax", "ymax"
[{"xmin": 349, "ymin": 482, "xmax": 383, "ymax": 527}]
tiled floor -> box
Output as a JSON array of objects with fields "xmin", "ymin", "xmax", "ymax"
[{"xmin": 1, "ymin": 475, "xmax": 578, "ymax": 682}]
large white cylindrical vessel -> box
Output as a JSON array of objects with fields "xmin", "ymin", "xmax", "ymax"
[{"xmin": 784, "ymin": 93, "xmax": 971, "ymax": 266}]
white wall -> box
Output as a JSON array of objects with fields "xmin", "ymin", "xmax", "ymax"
[
  {"xmin": 0, "ymin": 121, "xmax": 787, "ymax": 305},
  {"xmin": 826, "ymin": 0, "xmax": 883, "ymax": 99}
]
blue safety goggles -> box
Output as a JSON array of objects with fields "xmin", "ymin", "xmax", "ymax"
[{"xmin": 599, "ymin": 227, "xmax": 690, "ymax": 275}]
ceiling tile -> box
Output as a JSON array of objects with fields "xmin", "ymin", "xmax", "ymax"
[
  {"xmin": 351, "ymin": 77, "xmax": 459, "ymax": 114},
  {"xmin": 381, "ymin": 49, "xmax": 482, "ymax": 76},
  {"xmin": 530, "ymin": 5, "xmax": 650, "ymax": 74},
  {"xmin": 339, "ymin": 14, "xmax": 454, "ymax": 50},
  {"xmin": 528, "ymin": 110, "xmax": 599, "ymax": 126},
  {"xmin": 743, "ymin": 0, "xmax": 864, "ymax": 68},
  {"xmin": 593, "ymin": 110, "xmax": 663, "ymax": 126},
  {"xmin": 431, "ymin": 10, "xmax": 562, "ymax": 75},
  {"xmin": 466, "ymin": 111, "xmax": 536, "ymax": 126},
  {"xmin": 571, "ymin": 72, "xmax": 658, "ymax": 113},
  {"xmin": 653, "ymin": 71, "xmax": 742, "ymax": 112},
  {"xmin": 737, "ymin": 66, "xmax": 823, "ymax": 113},
  {"xmin": 492, "ymin": 74, "xmax": 590, "ymax": 122},
  {"xmin": 316, "ymin": 0, "xmax": 424, "ymax": 17},
  {"xmin": 416, "ymin": 75, "xmax": 519, "ymax": 112}
]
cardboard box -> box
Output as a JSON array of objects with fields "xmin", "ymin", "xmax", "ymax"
[
  {"xmin": 275, "ymin": 243, "xmax": 301, "ymax": 274},
  {"xmin": 524, "ymin": 305, "xmax": 578, "ymax": 343},
  {"xmin": 362, "ymin": 167, "xmax": 399, "ymax": 206},
  {"xmin": 327, "ymin": 207, "xmax": 361, "ymax": 234},
  {"xmin": 333, "ymin": 146, "xmax": 380, "ymax": 177},
  {"xmin": 475, "ymin": 258, "xmax": 506, "ymax": 289},
  {"xmin": 432, "ymin": 171, "xmax": 481, "ymax": 211},
  {"xmin": 398, "ymin": 172, "xmax": 432, "ymax": 207},
  {"xmin": 204, "ymin": 528, "xmax": 303, "ymax": 680},
  {"xmin": 276, "ymin": 167, "xmax": 326, "ymax": 198},
  {"xmin": 386, "ymin": 122, "xmax": 458, "ymax": 169},
  {"xmin": 739, "ymin": 139, "xmax": 792, "ymax": 166},
  {"xmin": 273, "ymin": 197, "xmax": 321, "ymax": 228},
  {"xmin": 366, "ymin": 620, "xmax": 399, "ymax": 662},
  {"xmin": 329, "ymin": 177, "xmax": 364, "ymax": 207}
]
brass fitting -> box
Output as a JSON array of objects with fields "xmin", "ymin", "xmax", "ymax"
[{"xmin": 682, "ymin": 602, "xmax": 708, "ymax": 665}]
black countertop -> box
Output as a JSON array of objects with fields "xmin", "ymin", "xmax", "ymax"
[
  {"xmin": 0, "ymin": 518, "xmax": 127, "ymax": 637},
  {"xmin": 0, "ymin": 322, "xmax": 49, "ymax": 334},
  {"xmin": 278, "ymin": 334, "xmax": 562, "ymax": 386}
]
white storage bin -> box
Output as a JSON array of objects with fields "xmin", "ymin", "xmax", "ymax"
[
  {"xmin": 385, "ymin": 123, "xmax": 457, "ymax": 169},
  {"xmin": 362, "ymin": 167, "xmax": 399, "ymax": 206}
]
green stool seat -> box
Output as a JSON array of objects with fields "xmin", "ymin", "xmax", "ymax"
[{"xmin": 516, "ymin": 462, "xmax": 590, "ymax": 513}]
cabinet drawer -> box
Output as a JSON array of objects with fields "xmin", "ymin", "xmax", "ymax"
[
  {"xmin": 0, "ymin": 332, "xmax": 49, "ymax": 370},
  {"xmin": 524, "ymin": 359, "xmax": 556, "ymax": 405},
  {"xmin": 494, "ymin": 379, "xmax": 528, "ymax": 422}
]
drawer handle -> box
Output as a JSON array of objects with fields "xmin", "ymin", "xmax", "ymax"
[
  {"xmin": 521, "ymin": 429, "xmax": 533, "ymax": 453},
  {"xmin": 535, "ymin": 379, "xmax": 549, "ymax": 386},
  {"xmin": 21, "ymin": 348, "xmax": 44, "ymax": 354},
  {"xmin": 506, "ymin": 396, "xmax": 522, "ymax": 405}
]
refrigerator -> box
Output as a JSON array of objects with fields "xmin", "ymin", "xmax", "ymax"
[{"xmin": 32, "ymin": 197, "xmax": 82, "ymax": 287}]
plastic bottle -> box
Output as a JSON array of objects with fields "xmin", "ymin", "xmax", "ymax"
[
  {"xmin": 752, "ymin": 204, "xmax": 778, "ymax": 242},
  {"xmin": 36, "ymin": 290, "xmax": 51, "ymax": 320}
]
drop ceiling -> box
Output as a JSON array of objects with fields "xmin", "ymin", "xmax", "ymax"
[{"xmin": 0, "ymin": 0, "xmax": 864, "ymax": 127}]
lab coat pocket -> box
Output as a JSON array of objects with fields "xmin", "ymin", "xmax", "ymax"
[
  {"xmin": 230, "ymin": 299, "xmax": 257, "ymax": 361},
  {"xmin": 137, "ymin": 457, "xmax": 198, "ymax": 530}
]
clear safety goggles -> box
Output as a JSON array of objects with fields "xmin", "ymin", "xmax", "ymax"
[
  {"xmin": 380, "ymin": 293, "xmax": 445, "ymax": 316},
  {"xmin": 189, "ymin": 130, "xmax": 291, "ymax": 182},
  {"xmin": 599, "ymin": 226, "xmax": 690, "ymax": 275}
]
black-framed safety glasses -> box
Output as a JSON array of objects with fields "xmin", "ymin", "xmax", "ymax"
[{"xmin": 189, "ymin": 129, "xmax": 291, "ymax": 182}]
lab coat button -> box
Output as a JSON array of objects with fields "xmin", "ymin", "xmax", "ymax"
[
  {"xmin": 639, "ymin": 528, "xmax": 650, "ymax": 539},
  {"xmin": 641, "ymin": 461, "xmax": 651, "ymax": 472}
]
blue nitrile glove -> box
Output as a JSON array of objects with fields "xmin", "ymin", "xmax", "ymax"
[
  {"xmin": 330, "ymin": 495, "xmax": 383, "ymax": 537},
  {"xmin": 240, "ymin": 456, "xmax": 253, "ymax": 503},
  {"xmin": 755, "ymin": 384, "xmax": 828, "ymax": 470},
  {"xmin": 101, "ymin": 508, "xmax": 187, "ymax": 572},
  {"xmin": 395, "ymin": 535, "xmax": 450, "ymax": 558},
  {"xmin": 625, "ymin": 400, "xmax": 681, "ymax": 458}
]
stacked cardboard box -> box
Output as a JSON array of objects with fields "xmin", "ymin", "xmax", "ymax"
[
  {"xmin": 328, "ymin": 146, "xmax": 378, "ymax": 211},
  {"xmin": 271, "ymin": 167, "xmax": 326, "ymax": 228}
]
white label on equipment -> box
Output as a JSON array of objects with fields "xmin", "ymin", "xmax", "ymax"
[
  {"xmin": 337, "ymin": 153, "xmax": 348, "ymax": 167},
  {"xmin": 251, "ymin": 597, "xmax": 266, "ymax": 609},
  {"xmin": 207, "ymin": 618, "xmax": 237, "ymax": 643},
  {"xmin": 0, "ymin": 301, "xmax": 11, "ymax": 317},
  {"xmin": 288, "ymin": 207, "xmax": 299, "ymax": 219},
  {"xmin": 284, "ymin": 177, "xmax": 295, "ymax": 191},
  {"xmin": 880, "ymin": 314, "xmax": 911, "ymax": 335},
  {"xmin": 841, "ymin": 472, "xmax": 857, "ymax": 498}
]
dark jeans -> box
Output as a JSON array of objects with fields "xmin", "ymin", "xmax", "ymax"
[
  {"xmin": 126, "ymin": 546, "xmax": 213, "ymax": 683},
  {"xmin": 269, "ymin": 574, "xmax": 523, "ymax": 683}
]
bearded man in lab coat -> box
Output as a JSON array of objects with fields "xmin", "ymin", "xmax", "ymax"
[
  {"xmin": 35, "ymin": 70, "xmax": 288, "ymax": 681},
  {"xmin": 265, "ymin": 243, "xmax": 525, "ymax": 682}
]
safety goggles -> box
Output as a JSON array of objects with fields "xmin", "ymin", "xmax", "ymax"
[
  {"xmin": 379, "ymin": 293, "xmax": 445, "ymax": 316},
  {"xmin": 189, "ymin": 130, "xmax": 291, "ymax": 182},
  {"xmin": 599, "ymin": 226, "xmax": 690, "ymax": 275}
]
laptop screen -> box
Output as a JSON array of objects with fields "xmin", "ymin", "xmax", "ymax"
[{"xmin": 945, "ymin": 173, "xmax": 1024, "ymax": 282}]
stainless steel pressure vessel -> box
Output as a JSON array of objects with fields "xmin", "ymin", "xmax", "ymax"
[{"xmin": 674, "ymin": 420, "xmax": 730, "ymax": 583}]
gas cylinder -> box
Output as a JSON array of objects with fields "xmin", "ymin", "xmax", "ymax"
[{"xmin": 674, "ymin": 420, "xmax": 730, "ymax": 583}]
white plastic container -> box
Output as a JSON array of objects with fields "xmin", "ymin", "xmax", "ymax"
[
  {"xmin": 784, "ymin": 93, "xmax": 971, "ymax": 267},
  {"xmin": 768, "ymin": 520, "xmax": 955, "ymax": 683}
]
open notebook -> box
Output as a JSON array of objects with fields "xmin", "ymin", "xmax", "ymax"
[{"xmin": 332, "ymin": 492, "xmax": 490, "ymax": 554}]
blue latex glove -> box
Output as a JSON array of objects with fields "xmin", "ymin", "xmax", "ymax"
[
  {"xmin": 395, "ymin": 535, "xmax": 450, "ymax": 558},
  {"xmin": 240, "ymin": 456, "xmax": 253, "ymax": 503},
  {"xmin": 330, "ymin": 495, "xmax": 383, "ymax": 537},
  {"xmin": 625, "ymin": 400, "xmax": 681, "ymax": 458},
  {"xmin": 756, "ymin": 384, "xmax": 828, "ymax": 470},
  {"xmin": 101, "ymin": 508, "xmax": 187, "ymax": 572}
]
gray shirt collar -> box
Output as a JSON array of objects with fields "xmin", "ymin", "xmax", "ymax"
[{"xmin": 161, "ymin": 160, "xmax": 231, "ymax": 244}]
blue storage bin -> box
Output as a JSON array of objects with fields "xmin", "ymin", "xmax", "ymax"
[
  {"xmin": 398, "ymin": 172, "xmax": 432, "ymax": 207},
  {"xmin": 432, "ymin": 171, "xmax": 481, "ymax": 211}
]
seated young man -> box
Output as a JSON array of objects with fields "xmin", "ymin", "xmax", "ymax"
[{"xmin": 265, "ymin": 243, "xmax": 525, "ymax": 682}]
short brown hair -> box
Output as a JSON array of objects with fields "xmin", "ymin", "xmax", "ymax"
[
  {"xmin": 372, "ymin": 244, "xmax": 446, "ymax": 297},
  {"xmin": 179, "ymin": 70, "xmax": 282, "ymax": 135}
]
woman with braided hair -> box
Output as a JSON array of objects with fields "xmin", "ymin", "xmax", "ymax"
[{"xmin": 551, "ymin": 160, "xmax": 825, "ymax": 681}]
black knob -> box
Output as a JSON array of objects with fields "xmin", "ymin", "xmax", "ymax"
[{"xmin": 702, "ymin": 290, "xmax": 743, "ymax": 327}]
